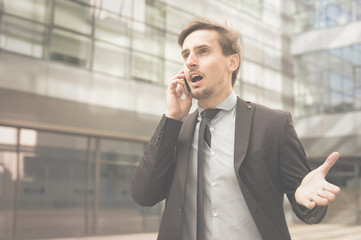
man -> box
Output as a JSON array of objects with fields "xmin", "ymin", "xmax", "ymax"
[{"xmin": 130, "ymin": 18, "xmax": 340, "ymax": 240}]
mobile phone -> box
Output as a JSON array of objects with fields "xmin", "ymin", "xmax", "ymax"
[{"xmin": 182, "ymin": 78, "xmax": 190, "ymax": 95}]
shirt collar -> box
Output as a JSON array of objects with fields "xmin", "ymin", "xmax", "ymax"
[{"xmin": 198, "ymin": 91, "xmax": 237, "ymax": 113}]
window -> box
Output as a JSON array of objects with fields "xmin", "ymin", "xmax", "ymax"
[
  {"xmin": 93, "ymin": 42, "xmax": 129, "ymax": 77},
  {"xmin": 0, "ymin": 15, "xmax": 46, "ymax": 58},
  {"xmin": 49, "ymin": 29, "xmax": 90, "ymax": 67},
  {"xmin": 54, "ymin": 0, "xmax": 92, "ymax": 35},
  {"xmin": 294, "ymin": 44, "xmax": 361, "ymax": 117},
  {"xmin": 1, "ymin": 0, "xmax": 50, "ymax": 23}
]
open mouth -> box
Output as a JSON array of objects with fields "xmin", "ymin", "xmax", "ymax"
[{"xmin": 190, "ymin": 74, "xmax": 203, "ymax": 83}]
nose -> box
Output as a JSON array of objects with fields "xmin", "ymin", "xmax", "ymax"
[{"xmin": 185, "ymin": 52, "xmax": 198, "ymax": 70}]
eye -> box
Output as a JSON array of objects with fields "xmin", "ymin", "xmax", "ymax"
[
  {"xmin": 182, "ymin": 52, "xmax": 189, "ymax": 59},
  {"xmin": 199, "ymin": 48, "xmax": 208, "ymax": 54}
]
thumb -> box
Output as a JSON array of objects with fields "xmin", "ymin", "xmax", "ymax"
[{"xmin": 318, "ymin": 152, "xmax": 340, "ymax": 177}]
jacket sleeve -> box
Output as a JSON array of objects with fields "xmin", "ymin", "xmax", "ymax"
[
  {"xmin": 130, "ymin": 115, "xmax": 182, "ymax": 206},
  {"xmin": 280, "ymin": 112, "xmax": 327, "ymax": 224}
]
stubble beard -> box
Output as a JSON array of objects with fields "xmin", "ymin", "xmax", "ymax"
[{"xmin": 191, "ymin": 87, "xmax": 213, "ymax": 101}]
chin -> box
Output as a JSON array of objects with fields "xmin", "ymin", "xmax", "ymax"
[{"xmin": 192, "ymin": 88, "xmax": 212, "ymax": 100}]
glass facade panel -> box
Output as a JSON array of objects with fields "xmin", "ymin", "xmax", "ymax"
[
  {"xmin": 93, "ymin": 42, "xmax": 129, "ymax": 77},
  {"xmin": 164, "ymin": 61, "xmax": 183, "ymax": 85},
  {"xmin": 354, "ymin": 44, "xmax": 361, "ymax": 65},
  {"xmin": 164, "ymin": 32, "xmax": 182, "ymax": 63},
  {"xmin": 91, "ymin": 0, "xmax": 133, "ymax": 19},
  {"xmin": 15, "ymin": 130, "xmax": 88, "ymax": 239},
  {"xmin": 132, "ymin": 24, "xmax": 164, "ymax": 56},
  {"xmin": 215, "ymin": 0, "xmax": 262, "ymax": 18},
  {"xmin": 165, "ymin": 7, "xmax": 193, "ymax": 34},
  {"xmin": 94, "ymin": 139, "xmax": 161, "ymax": 235},
  {"xmin": 357, "ymin": 0, "xmax": 361, "ymax": 20},
  {"xmin": 131, "ymin": 51, "xmax": 162, "ymax": 83},
  {"xmin": 96, "ymin": 163, "xmax": 162, "ymax": 235},
  {"xmin": 94, "ymin": 13, "xmax": 130, "ymax": 47},
  {"xmin": 49, "ymin": 29, "xmax": 90, "ymax": 68},
  {"xmin": 0, "ymin": 127, "xmax": 17, "ymax": 240},
  {"xmin": 356, "ymin": 65, "xmax": 361, "ymax": 88},
  {"xmin": 244, "ymin": 0, "xmax": 263, "ymax": 17},
  {"xmin": 0, "ymin": 15, "xmax": 46, "ymax": 58},
  {"xmin": 2, "ymin": 0, "xmax": 50, "ymax": 23},
  {"xmin": 100, "ymin": 139, "xmax": 144, "ymax": 165},
  {"xmin": 293, "ymin": 0, "xmax": 358, "ymax": 32},
  {"xmin": 145, "ymin": 0, "xmax": 165, "ymax": 28},
  {"xmin": 294, "ymin": 43, "xmax": 361, "ymax": 117},
  {"xmin": 54, "ymin": 0, "xmax": 92, "ymax": 35}
]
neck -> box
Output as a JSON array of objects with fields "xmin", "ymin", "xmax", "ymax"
[{"xmin": 198, "ymin": 89, "xmax": 233, "ymax": 109}]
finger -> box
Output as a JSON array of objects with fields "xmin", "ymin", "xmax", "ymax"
[
  {"xmin": 168, "ymin": 78, "xmax": 184, "ymax": 91},
  {"xmin": 311, "ymin": 195, "xmax": 329, "ymax": 206},
  {"xmin": 302, "ymin": 200, "xmax": 316, "ymax": 210},
  {"xmin": 324, "ymin": 183, "xmax": 341, "ymax": 194},
  {"xmin": 318, "ymin": 152, "xmax": 340, "ymax": 177},
  {"xmin": 176, "ymin": 83, "xmax": 184, "ymax": 95},
  {"xmin": 318, "ymin": 191, "xmax": 336, "ymax": 201},
  {"xmin": 174, "ymin": 71, "xmax": 185, "ymax": 81}
]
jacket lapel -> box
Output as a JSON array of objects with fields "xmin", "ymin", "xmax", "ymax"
[
  {"xmin": 234, "ymin": 97, "xmax": 255, "ymax": 172},
  {"xmin": 177, "ymin": 110, "xmax": 198, "ymax": 195}
]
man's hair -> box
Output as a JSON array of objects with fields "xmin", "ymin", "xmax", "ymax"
[{"xmin": 178, "ymin": 18, "xmax": 241, "ymax": 86}]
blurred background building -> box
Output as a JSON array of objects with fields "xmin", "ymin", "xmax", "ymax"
[{"xmin": 0, "ymin": 0, "xmax": 360, "ymax": 239}]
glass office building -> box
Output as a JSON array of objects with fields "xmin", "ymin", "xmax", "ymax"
[
  {"xmin": 0, "ymin": 0, "xmax": 360, "ymax": 239},
  {"xmin": 291, "ymin": 0, "xmax": 361, "ymax": 225}
]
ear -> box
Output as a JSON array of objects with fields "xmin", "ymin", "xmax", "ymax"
[{"xmin": 228, "ymin": 54, "xmax": 239, "ymax": 72}]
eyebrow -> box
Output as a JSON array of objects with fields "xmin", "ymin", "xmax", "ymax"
[{"xmin": 181, "ymin": 44, "xmax": 212, "ymax": 56}]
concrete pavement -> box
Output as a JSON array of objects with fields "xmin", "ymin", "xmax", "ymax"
[{"xmin": 46, "ymin": 224, "xmax": 361, "ymax": 240}]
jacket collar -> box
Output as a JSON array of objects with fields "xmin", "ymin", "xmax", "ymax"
[
  {"xmin": 234, "ymin": 97, "xmax": 255, "ymax": 172},
  {"xmin": 177, "ymin": 110, "xmax": 198, "ymax": 195}
]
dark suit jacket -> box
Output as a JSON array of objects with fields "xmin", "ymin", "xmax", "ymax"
[{"xmin": 130, "ymin": 97, "xmax": 327, "ymax": 240}]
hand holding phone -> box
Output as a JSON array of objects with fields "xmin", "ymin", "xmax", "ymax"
[{"xmin": 165, "ymin": 72, "xmax": 192, "ymax": 120}]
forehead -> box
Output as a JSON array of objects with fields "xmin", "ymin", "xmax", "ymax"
[{"xmin": 182, "ymin": 29, "xmax": 220, "ymax": 50}]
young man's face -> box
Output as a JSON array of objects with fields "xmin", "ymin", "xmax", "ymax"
[{"xmin": 181, "ymin": 29, "xmax": 236, "ymax": 108}]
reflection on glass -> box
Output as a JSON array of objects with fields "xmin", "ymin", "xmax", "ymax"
[
  {"xmin": 165, "ymin": 6, "xmax": 193, "ymax": 34},
  {"xmin": 16, "ymin": 131, "xmax": 88, "ymax": 239},
  {"xmin": 93, "ymin": 42, "xmax": 129, "ymax": 77},
  {"xmin": 164, "ymin": 61, "xmax": 183, "ymax": 85},
  {"xmin": 97, "ymin": 164, "xmax": 147, "ymax": 234},
  {"xmin": 215, "ymin": 0, "xmax": 262, "ymax": 18},
  {"xmin": 132, "ymin": 25, "xmax": 164, "ymax": 56},
  {"xmin": 54, "ymin": 0, "xmax": 92, "ymax": 35},
  {"xmin": 243, "ymin": 0, "xmax": 263, "ymax": 17},
  {"xmin": 20, "ymin": 129, "xmax": 37, "ymax": 147},
  {"xmin": 0, "ymin": 151, "xmax": 16, "ymax": 240},
  {"xmin": 100, "ymin": 139, "xmax": 143, "ymax": 164},
  {"xmin": 0, "ymin": 126, "xmax": 17, "ymax": 145},
  {"xmin": 145, "ymin": 0, "xmax": 165, "ymax": 28},
  {"xmin": 95, "ymin": 13, "xmax": 130, "ymax": 47},
  {"xmin": 91, "ymin": 0, "xmax": 133, "ymax": 18},
  {"xmin": 2, "ymin": 0, "xmax": 50, "ymax": 23},
  {"xmin": 0, "ymin": 15, "xmax": 46, "ymax": 58},
  {"xmin": 293, "ymin": 0, "xmax": 357, "ymax": 32},
  {"xmin": 131, "ymin": 52, "xmax": 162, "ymax": 83},
  {"xmin": 50, "ymin": 29, "xmax": 90, "ymax": 67},
  {"xmin": 96, "ymin": 138, "xmax": 160, "ymax": 235},
  {"xmin": 294, "ymin": 43, "xmax": 360, "ymax": 116},
  {"xmin": 164, "ymin": 32, "xmax": 182, "ymax": 62}
]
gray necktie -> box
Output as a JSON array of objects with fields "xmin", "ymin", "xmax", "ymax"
[{"xmin": 197, "ymin": 109, "xmax": 220, "ymax": 240}]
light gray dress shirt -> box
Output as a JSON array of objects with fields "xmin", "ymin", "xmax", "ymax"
[{"xmin": 181, "ymin": 91, "xmax": 262, "ymax": 240}]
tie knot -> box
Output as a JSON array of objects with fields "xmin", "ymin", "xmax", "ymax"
[{"xmin": 201, "ymin": 109, "xmax": 220, "ymax": 120}]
